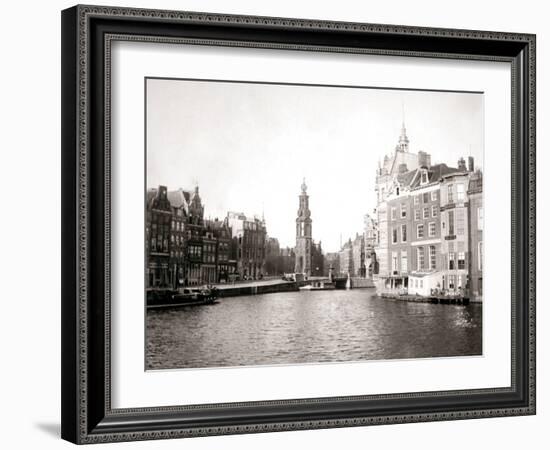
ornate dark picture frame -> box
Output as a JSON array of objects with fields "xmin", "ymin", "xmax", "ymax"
[{"xmin": 61, "ymin": 4, "xmax": 536, "ymax": 444}]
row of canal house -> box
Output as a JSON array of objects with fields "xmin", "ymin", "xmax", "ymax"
[
  {"xmin": 377, "ymin": 158, "xmax": 483, "ymax": 301},
  {"xmin": 146, "ymin": 185, "xmax": 267, "ymax": 290},
  {"xmin": 372, "ymin": 122, "xmax": 483, "ymax": 301}
]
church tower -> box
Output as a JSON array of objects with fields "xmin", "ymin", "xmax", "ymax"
[{"xmin": 295, "ymin": 178, "xmax": 312, "ymax": 277}]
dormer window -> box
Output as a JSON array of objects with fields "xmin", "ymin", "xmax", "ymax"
[{"xmin": 420, "ymin": 169, "xmax": 429, "ymax": 185}]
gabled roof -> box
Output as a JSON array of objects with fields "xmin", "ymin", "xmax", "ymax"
[
  {"xmin": 167, "ymin": 189, "xmax": 191, "ymax": 214},
  {"xmin": 396, "ymin": 169, "xmax": 417, "ymax": 186},
  {"xmin": 146, "ymin": 189, "xmax": 157, "ymax": 206},
  {"xmin": 409, "ymin": 163, "xmax": 461, "ymax": 189}
]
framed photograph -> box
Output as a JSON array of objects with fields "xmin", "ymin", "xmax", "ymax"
[{"xmin": 61, "ymin": 5, "xmax": 536, "ymax": 444}]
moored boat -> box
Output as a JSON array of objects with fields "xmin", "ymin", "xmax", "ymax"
[
  {"xmin": 147, "ymin": 287, "xmax": 219, "ymax": 309},
  {"xmin": 299, "ymin": 280, "xmax": 336, "ymax": 291}
]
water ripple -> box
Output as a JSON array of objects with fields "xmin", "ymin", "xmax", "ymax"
[{"xmin": 146, "ymin": 290, "xmax": 482, "ymax": 370}]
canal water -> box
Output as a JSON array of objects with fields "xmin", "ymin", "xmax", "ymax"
[{"xmin": 146, "ymin": 289, "xmax": 482, "ymax": 370}]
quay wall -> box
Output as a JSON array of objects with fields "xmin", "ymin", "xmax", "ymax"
[
  {"xmin": 350, "ymin": 277, "xmax": 375, "ymax": 289},
  {"xmin": 216, "ymin": 281, "xmax": 300, "ymax": 298}
]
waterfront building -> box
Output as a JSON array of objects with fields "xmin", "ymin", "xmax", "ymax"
[
  {"xmin": 201, "ymin": 226, "xmax": 218, "ymax": 284},
  {"xmin": 185, "ymin": 186, "xmax": 205, "ymax": 286},
  {"xmin": 227, "ymin": 211, "xmax": 267, "ymax": 280},
  {"xmin": 167, "ymin": 189, "xmax": 189, "ymax": 288},
  {"xmin": 468, "ymin": 170, "xmax": 483, "ymax": 301},
  {"xmin": 146, "ymin": 186, "xmax": 172, "ymax": 288},
  {"xmin": 372, "ymin": 122, "xmax": 483, "ymax": 299},
  {"xmin": 339, "ymin": 239, "xmax": 354, "ymax": 276},
  {"xmin": 280, "ymin": 247, "xmax": 296, "ymax": 275},
  {"xmin": 323, "ymin": 252, "xmax": 340, "ymax": 277},
  {"xmin": 406, "ymin": 164, "xmax": 459, "ymax": 295},
  {"xmin": 295, "ymin": 179, "xmax": 313, "ymax": 277},
  {"xmin": 439, "ymin": 162, "xmax": 472, "ymax": 294},
  {"xmin": 265, "ymin": 237, "xmax": 282, "ymax": 276},
  {"xmin": 364, "ymin": 213, "xmax": 378, "ymax": 278},
  {"xmin": 374, "ymin": 122, "xmax": 430, "ymax": 284},
  {"xmin": 311, "ymin": 241, "xmax": 324, "ymax": 276},
  {"xmin": 208, "ymin": 218, "xmax": 234, "ymax": 283},
  {"xmin": 351, "ymin": 233, "xmax": 366, "ymax": 277}
]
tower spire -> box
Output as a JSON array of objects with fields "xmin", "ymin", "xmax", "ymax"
[
  {"xmin": 295, "ymin": 178, "xmax": 312, "ymax": 277},
  {"xmin": 397, "ymin": 101, "xmax": 409, "ymax": 152}
]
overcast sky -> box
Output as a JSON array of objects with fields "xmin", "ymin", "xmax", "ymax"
[{"xmin": 146, "ymin": 78, "xmax": 483, "ymax": 253}]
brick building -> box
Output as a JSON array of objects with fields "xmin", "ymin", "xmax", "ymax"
[
  {"xmin": 227, "ymin": 212, "xmax": 267, "ymax": 280},
  {"xmin": 146, "ymin": 186, "xmax": 172, "ymax": 288},
  {"xmin": 468, "ymin": 170, "xmax": 483, "ymax": 301}
]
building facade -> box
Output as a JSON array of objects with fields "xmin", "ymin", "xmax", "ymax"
[
  {"xmin": 146, "ymin": 186, "xmax": 172, "ymax": 288},
  {"xmin": 168, "ymin": 191, "xmax": 188, "ymax": 288},
  {"xmin": 351, "ymin": 233, "xmax": 366, "ymax": 277},
  {"xmin": 439, "ymin": 168, "xmax": 471, "ymax": 295},
  {"xmin": 227, "ymin": 212, "xmax": 267, "ymax": 280},
  {"xmin": 265, "ymin": 237, "xmax": 283, "ymax": 276},
  {"xmin": 339, "ymin": 239, "xmax": 354, "ymax": 276},
  {"xmin": 311, "ymin": 241, "xmax": 324, "ymax": 276},
  {"xmin": 185, "ymin": 187, "xmax": 204, "ymax": 286},
  {"xmin": 371, "ymin": 122, "xmax": 482, "ymax": 300},
  {"xmin": 364, "ymin": 213, "xmax": 378, "ymax": 278},
  {"xmin": 468, "ymin": 171, "xmax": 483, "ymax": 301}
]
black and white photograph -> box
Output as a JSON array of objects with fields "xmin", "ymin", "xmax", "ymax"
[{"xmin": 145, "ymin": 78, "xmax": 484, "ymax": 370}]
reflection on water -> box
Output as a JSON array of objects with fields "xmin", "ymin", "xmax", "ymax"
[{"xmin": 146, "ymin": 289, "xmax": 482, "ymax": 370}]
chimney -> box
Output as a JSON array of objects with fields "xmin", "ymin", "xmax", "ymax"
[
  {"xmin": 468, "ymin": 156, "xmax": 474, "ymax": 172},
  {"xmin": 458, "ymin": 157, "xmax": 467, "ymax": 171},
  {"xmin": 418, "ymin": 151, "xmax": 431, "ymax": 168},
  {"xmin": 398, "ymin": 163, "xmax": 408, "ymax": 174}
]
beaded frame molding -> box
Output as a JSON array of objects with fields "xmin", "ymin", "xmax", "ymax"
[{"xmin": 61, "ymin": 4, "xmax": 536, "ymax": 444}]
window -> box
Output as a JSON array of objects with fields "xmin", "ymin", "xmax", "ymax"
[
  {"xmin": 421, "ymin": 171, "xmax": 428, "ymax": 185},
  {"xmin": 417, "ymin": 247, "xmax": 425, "ymax": 270},
  {"xmin": 401, "ymin": 251, "xmax": 408, "ymax": 272},
  {"xmin": 431, "ymin": 191, "xmax": 438, "ymax": 201},
  {"xmin": 417, "ymin": 224, "xmax": 424, "ymax": 238},
  {"xmin": 478, "ymin": 207, "xmax": 484, "ymax": 230},
  {"xmin": 449, "ymin": 274, "xmax": 456, "ymax": 289},
  {"xmin": 429, "ymin": 222, "xmax": 436, "ymax": 237},
  {"xmin": 478, "ymin": 241, "xmax": 483, "ymax": 271},
  {"xmin": 448, "ymin": 184, "xmax": 454, "ymax": 203},
  {"xmin": 423, "ymin": 192, "xmax": 429, "ymax": 203},
  {"xmin": 414, "ymin": 209, "xmax": 420, "ymax": 221},
  {"xmin": 448, "ymin": 211, "xmax": 455, "ymax": 235},
  {"xmin": 392, "ymin": 252, "xmax": 398, "ymax": 272},
  {"xmin": 456, "ymin": 209, "xmax": 465, "ymax": 235},
  {"xmin": 432, "ymin": 205, "xmax": 438, "ymax": 217},
  {"xmin": 414, "ymin": 195, "xmax": 420, "ymax": 205},
  {"xmin": 392, "ymin": 228, "xmax": 398, "ymax": 244},
  {"xmin": 449, "ymin": 252, "xmax": 455, "ymax": 270},
  {"xmin": 420, "ymin": 280, "xmax": 423, "ymax": 288},
  {"xmin": 429, "ymin": 245, "xmax": 436, "ymax": 269},
  {"xmin": 401, "ymin": 224, "xmax": 407, "ymax": 242},
  {"xmin": 391, "ymin": 207, "xmax": 396, "ymax": 220},
  {"xmin": 458, "ymin": 252, "xmax": 465, "ymax": 270},
  {"xmin": 457, "ymin": 184, "xmax": 465, "ymax": 202},
  {"xmin": 423, "ymin": 207, "xmax": 429, "ymax": 219},
  {"xmin": 400, "ymin": 203, "xmax": 407, "ymax": 218}
]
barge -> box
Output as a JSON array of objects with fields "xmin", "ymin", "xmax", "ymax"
[{"xmin": 147, "ymin": 287, "xmax": 219, "ymax": 309}]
